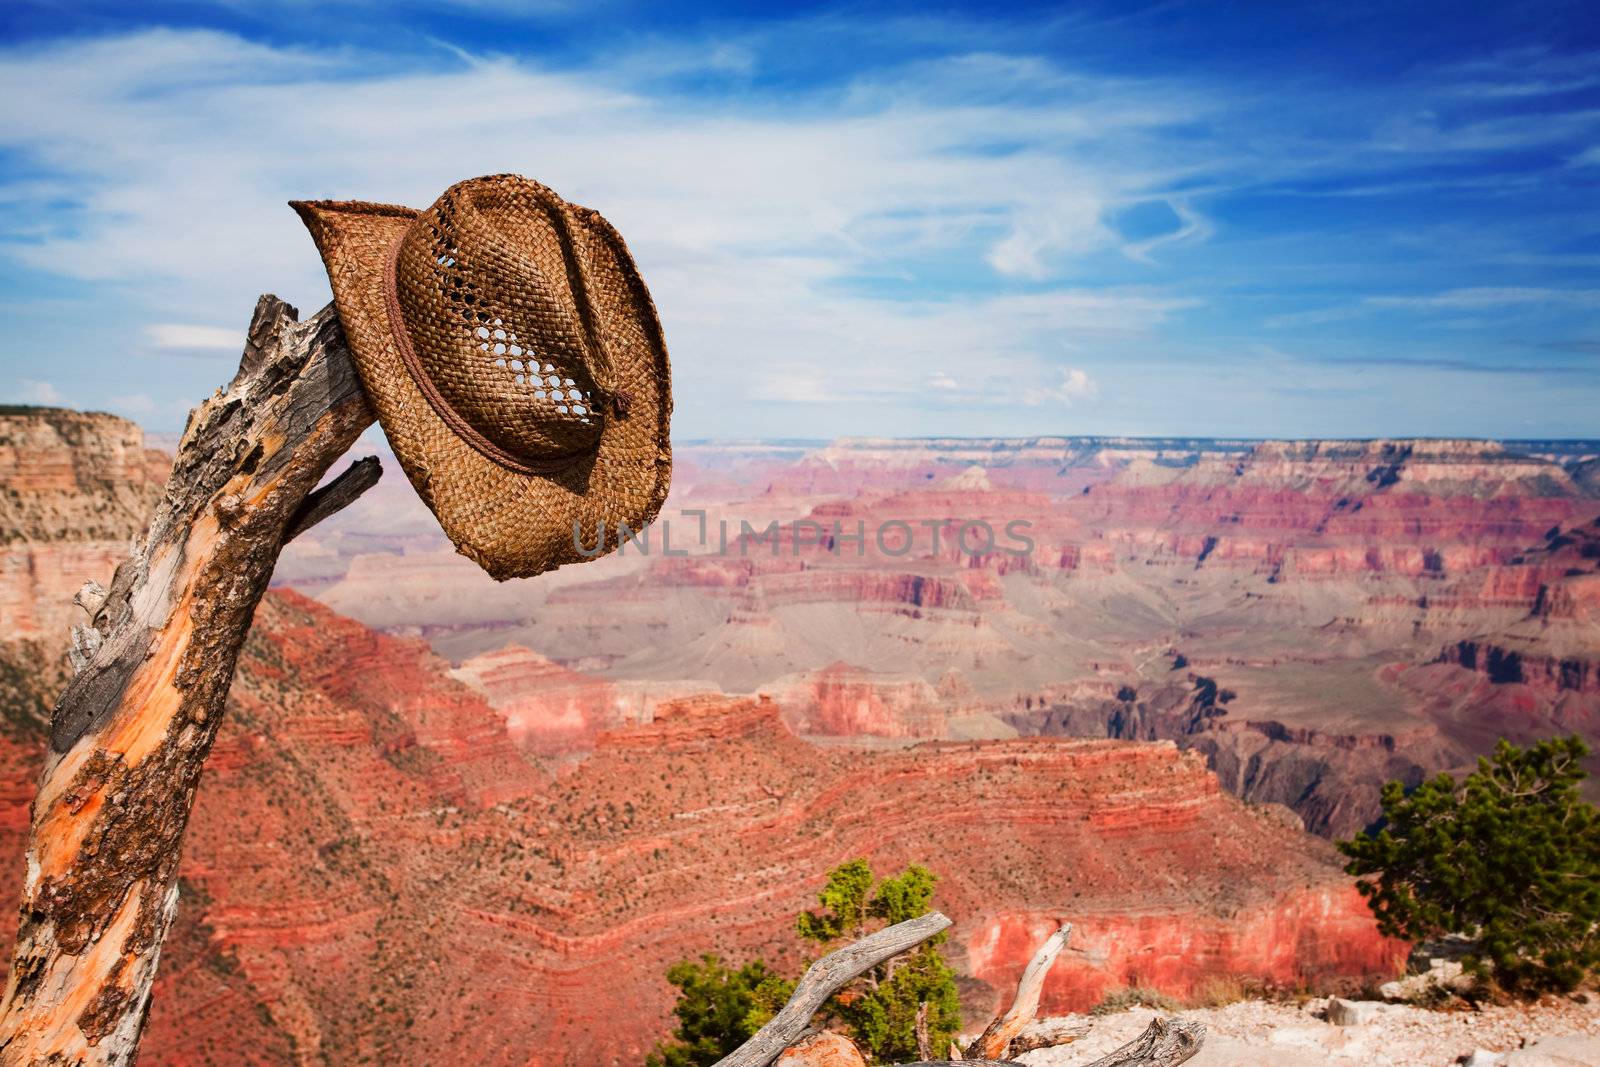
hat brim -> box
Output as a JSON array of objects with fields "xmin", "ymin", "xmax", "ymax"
[{"xmin": 291, "ymin": 197, "xmax": 672, "ymax": 581}]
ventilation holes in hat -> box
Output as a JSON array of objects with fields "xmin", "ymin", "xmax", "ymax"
[{"xmin": 426, "ymin": 217, "xmax": 597, "ymax": 426}]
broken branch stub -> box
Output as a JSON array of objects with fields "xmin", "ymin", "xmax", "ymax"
[
  {"xmin": 1008, "ymin": 1018, "xmax": 1090, "ymax": 1056},
  {"xmin": 0, "ymin": 296, "xmax": 377, "ymax": 1066},
  {"xmin": 284, "ymin": 453, "xmax": 382, "ymax": 542},
  {"xmin": 966, "ymin": 922, "xmax": 1072, "ymax": 1060}
]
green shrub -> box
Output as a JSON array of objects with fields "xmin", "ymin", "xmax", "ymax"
[
  {"xmin": 1338, "ymin": 735, "xmax": 1600, "ymax": 993},
  {"xmin": 644, "ymin": 956, "xmax": 791, "ymax": 1067},
  {"xmin": 796, "ymin": 860, "xmax": 963, "ymax": 1062}
]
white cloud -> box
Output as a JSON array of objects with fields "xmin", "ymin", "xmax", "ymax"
[
  {"xmin": 1122, "ymin": 199, "xmax": 1212, "ymax": 264},
  {"xmin": 986, "ymin": 200, "xmax": 1113, "ymax": 279},
  {"xmin": 145, "ymin": 323, "xmax": 241, "ymax": 350},
  {"xmin": 750, "ymin": 374, "xmax": 834, "ymax": 404},
  {"xmin": 1262, "ymin": 305, "xmax": 1366, "ymax": 329},
  {"xmin": 1, "ymin": 25, "xmax": 1593, "ymax": 438},
  {"xmin": 1439, "ymin": 48, "xmax": 1600, "ymax": 100},
  {"xmin": 1367, "ymin": 287, "xmax": 1600, "ymax": 310},
  {"xmin": 1024, "ymin": 366, "xmax": 1100, "ymax": 406},
  {"xmin": 0, "ymin": 31, "xmax": 1208, "ymax": 294},
  {"xmin": 0, "ymin": 29, "xmax": 1224, "ymax": 437},
  {"xmin": 1270, "ymin": 287, "xmax": 1600, "ymax": 329},
  {"xmin": 108, "ymin": 393, "xmax": 157, "ymax": 415},
  {"xmin": 16, "ymin": 379, "xmax": 63, "ymax": 404}
]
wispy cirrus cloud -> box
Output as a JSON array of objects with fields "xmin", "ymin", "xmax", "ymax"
[
  {"xmin": 1437, "ymin": 46, "xmax": 1600, "ymax": 100},
  {"xmin": 0, "ymin": 26, "xmax": 1224, "ymax": 435},
  {"xmin": 1366, "ymin": 287, "xmax": 1600, "ymax": 310},
  {"xmin": 0, "ymin": 10, "xmax": 1597, "ymax": 439}
]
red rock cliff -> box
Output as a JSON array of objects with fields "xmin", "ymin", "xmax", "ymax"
[{"xmin": 0, "ymin": 590, "xmax": 1402, "ymax": 1065}]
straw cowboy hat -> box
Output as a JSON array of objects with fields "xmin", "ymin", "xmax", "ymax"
[{"xmin": 292, "ymin": 174, "xmax": 672, "ymax": 580}]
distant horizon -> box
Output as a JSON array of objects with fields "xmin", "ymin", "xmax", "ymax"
[
  {"xmin": 14, "ymin": 402, "xmax": 1600, "ymax": 451},
  {"xmin": 675, "ymin": 434, "xmax": 1600, "ymax": 448},
  {"xmin": 3, "ymin": 1, "xmax": 1598, "ymax": 439}
]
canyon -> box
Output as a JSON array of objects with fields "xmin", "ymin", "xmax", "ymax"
[
  {"xmin": 280, "ymin": 433, "xmax": 1600, "ymax": 838},
  {"xmin": 0, "ymin": 408, "xmax": 1422, "ymax": 1064}
]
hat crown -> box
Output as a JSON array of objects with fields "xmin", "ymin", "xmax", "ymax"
[{"xmin": 393, "ymin": 175, "xmax": 608, "ymax": 464}]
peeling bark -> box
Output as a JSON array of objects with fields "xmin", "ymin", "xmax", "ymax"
[{"xmin": 0, "ymin": 296, "xmax": 377, "ymax": 1066}]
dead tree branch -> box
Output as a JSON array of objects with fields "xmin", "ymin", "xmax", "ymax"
[
  {"xmin": 966, "ymin": 922, "xmax": 1072, "ymax": 1060},
  {"xmin": 715, "ymin": 912, "xmax": 953, "ymax": 1067},
  {"xmin": 0, "ymin": 296, "xmax": 376, "ymax": 1066},
  {"xmin": 1075, "ymin": 1017, "xmax": 1205, "ymax": 1067},
  {"xmin": 882, "ymin": 1016, "xmax": 1200, "ymax": 1067},
  {"xmin": 285, "ymin": 454, "xmax": 381, "ymax": 542},
  {"xmin": 748, "ymin": 918, "xmax": 1204, "ymax": 1067}
]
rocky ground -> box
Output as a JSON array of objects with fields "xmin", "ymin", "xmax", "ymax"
[{"xmin": 1024, "ymin": 996, "xmax": 1600, "ymax": 1067}]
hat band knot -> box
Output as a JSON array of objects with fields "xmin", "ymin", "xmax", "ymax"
[{"xmin": 595, "ymin": 388, "xmax": 633, "ymax": 420}]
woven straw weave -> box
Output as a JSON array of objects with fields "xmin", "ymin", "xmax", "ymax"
[{"xmin": 292, "ymin": 174, "xmax": 672, "ymax": 580}]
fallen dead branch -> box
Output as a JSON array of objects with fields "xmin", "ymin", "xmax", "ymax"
[
  {"xmin": 0, "ymin": 296, "xmax": 377, "ymax": 1065},
  {"xmin": 1071, "ymin": 1017, "xmax": 1205, "ymax": 1067},
  {"xmin": 957, "ymin": 921, "xmax": 1201, "ymax": 1066},
  {"xmin": 717, "ymin": 912, "xmax": 954, "ymax": 1067},
  {"xmin": 747, "ymin": 916, "xmax": 1204, "ymax": 1067}
]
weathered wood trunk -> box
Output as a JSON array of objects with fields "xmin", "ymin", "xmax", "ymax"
[{"xmin": 0, "ymin": 296, "xmax": 376, "ymax": 1065}]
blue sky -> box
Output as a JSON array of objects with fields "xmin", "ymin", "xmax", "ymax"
[{"xmin": 1, "ymin": 1, "xmax": 1597, "ymax": 440}]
